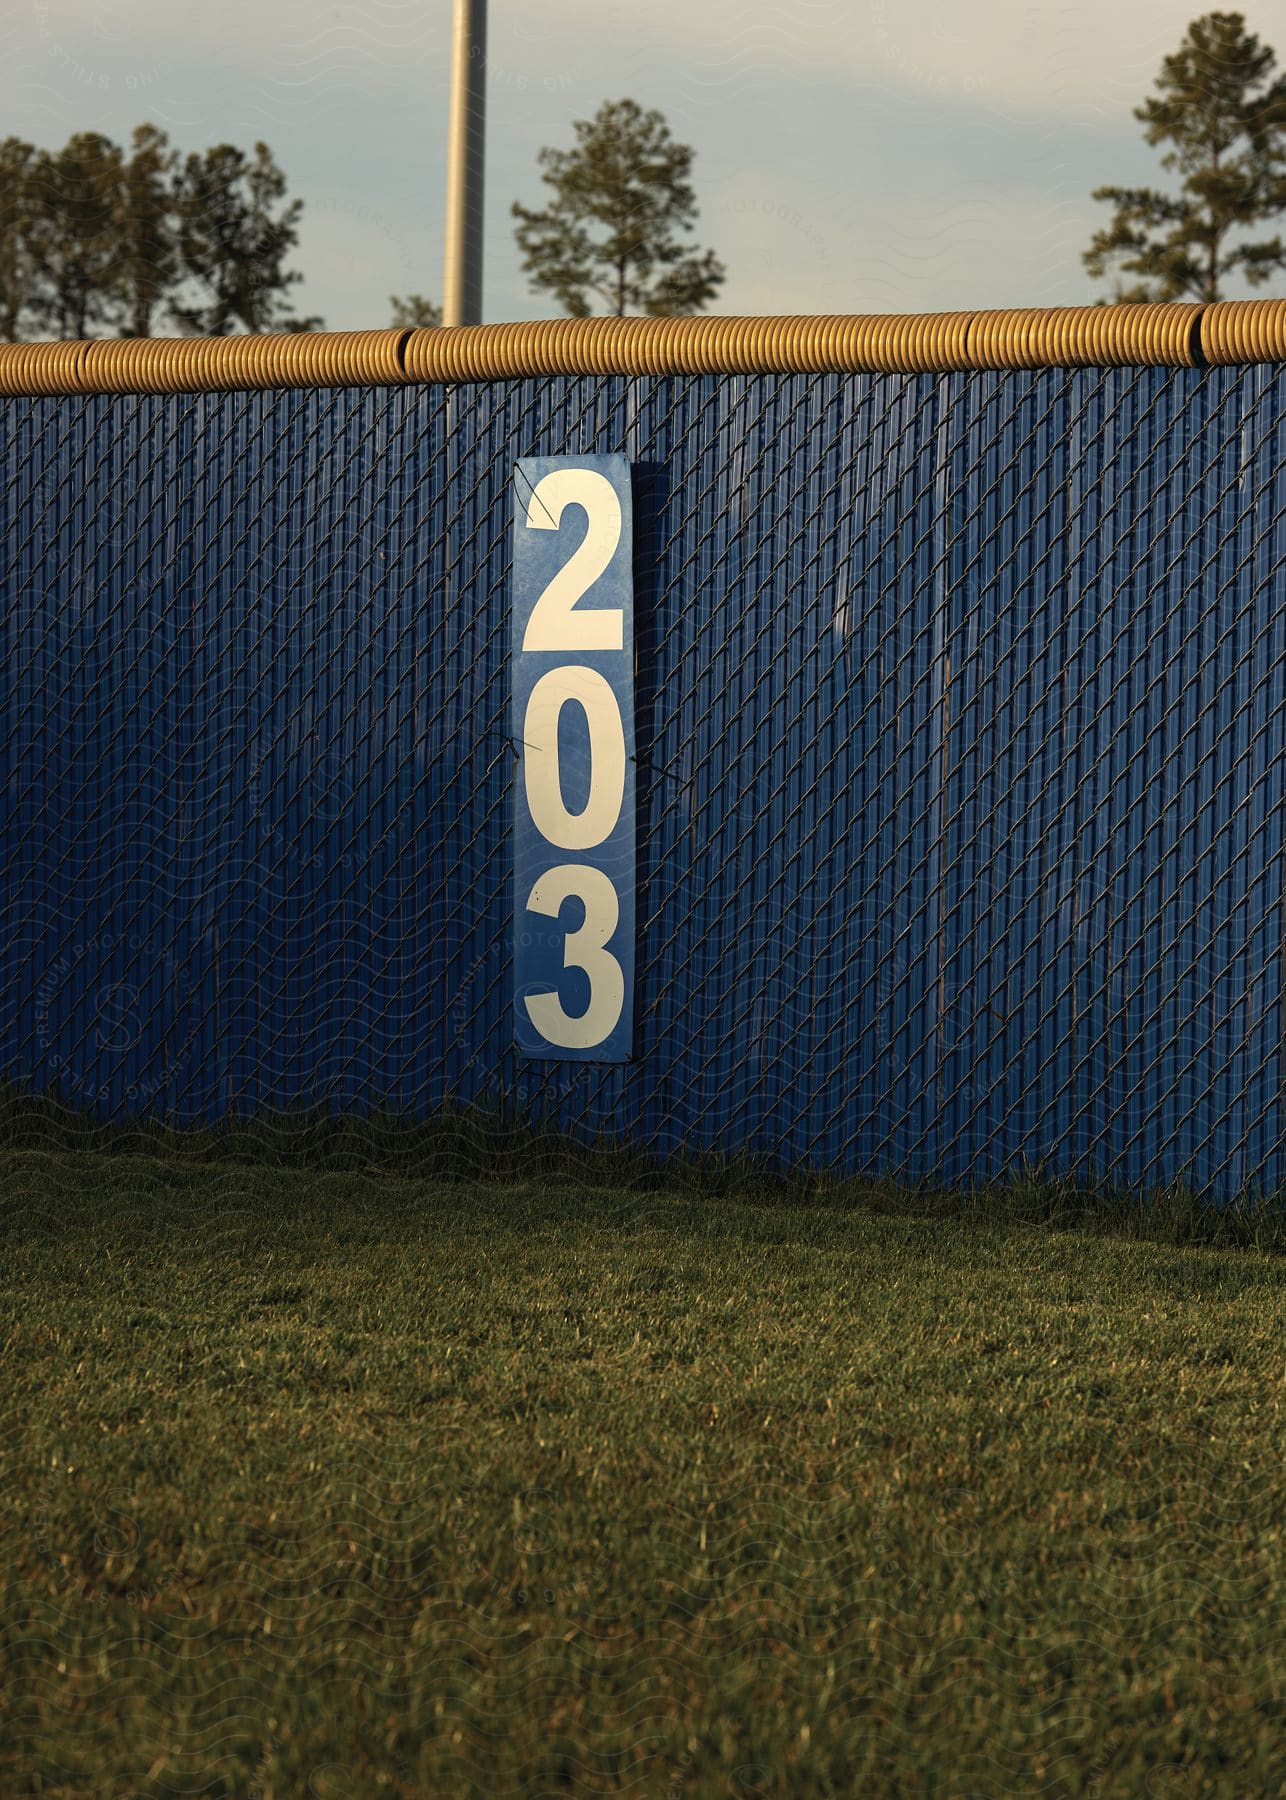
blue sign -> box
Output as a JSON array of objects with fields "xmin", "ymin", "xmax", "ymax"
[{"xmin": 512, "ymin": 455, "xmax": 634, "ymax": 1060}]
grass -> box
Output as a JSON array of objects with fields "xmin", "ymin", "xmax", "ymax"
[
  {"xmin": 0, "ymin": 1086, "xmax": 1282, "ymax": 1255},
  {"xmin": 0, "ymin": 1139, "xmax": 1282, "ymax": 1797}
]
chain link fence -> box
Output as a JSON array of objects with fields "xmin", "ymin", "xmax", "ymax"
[{"xmin": 1, "ymin": 361, "xmax": 1284, "ymax": 1197}]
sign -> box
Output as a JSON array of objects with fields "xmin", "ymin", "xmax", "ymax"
[{"xmin": 512, "ymin": 455, "xmax": 634, "ymax": 1060}]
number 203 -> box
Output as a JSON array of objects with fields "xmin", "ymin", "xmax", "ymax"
[{"xmin": 512, "ymin": 457, "xmax": 634, "ymax": 1060}]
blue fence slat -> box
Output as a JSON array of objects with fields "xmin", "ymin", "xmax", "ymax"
[{"xmin": 1242, "ymin": 366, "xmax": 1286, "ymax": 1193}]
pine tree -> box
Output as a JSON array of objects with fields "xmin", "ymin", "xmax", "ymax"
[
  {"xmin": 513, "ymin": 99, "xmax": 725, "ymax": 317},
  {"xmin": 25, "ymin": 132, "xmax": 126, "ymax": 339},
  {"xmin": 171, "ymin": 141, "xmax": 321, "ymax": 335},
  {"xmin": 118, "ymin": 124, "xmax": 181, "ymax": 339},
  {"xmin": 1084, "ymin": 11, "xmax": 1286, "ymax": 302},
  {"xmin": 0, "ymin": 138, "xmax": 38, "ymax": 341}
]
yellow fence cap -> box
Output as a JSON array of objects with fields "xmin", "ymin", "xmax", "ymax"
[
  {"xmin": 1201, "ymin": 299, "xmax": 1286, "ymax": 365},
  {"xmin": 0, "ymin": 340, "xmax": 87, "ymax": 395},
  {"xmin": 1, "ymin": 301, "xmax": 1282, "ymax": 394}
]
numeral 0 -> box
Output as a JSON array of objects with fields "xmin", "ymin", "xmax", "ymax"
[{"xmin": 523, "ymin": 666, "xmax": 625, "ymax": 850}]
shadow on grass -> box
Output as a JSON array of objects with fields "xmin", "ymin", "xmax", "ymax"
[{"xmin": 0, "ymin": 1082, "xmax": 1281, "ymax": 1257}]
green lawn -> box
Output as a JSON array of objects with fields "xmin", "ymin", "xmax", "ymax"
[{"xmin": 0, "ymin": 1149, "xmax": 1282, "ymax": 1798}]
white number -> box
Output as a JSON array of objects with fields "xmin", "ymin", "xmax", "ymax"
[
  {"xmin": 523, "ymin": 665, "xmax": 625, "ymax": 850},
  {"xmin": 522, "ymin": 468, "xmax": 623, "ymax": 651},
  {"xmin": 517, "ymin": 460, "xmax": 631, "ymax": 1054},
  {"xmin": 524, "ymin": 866, "xmax": 624, "ymax": 1048}
]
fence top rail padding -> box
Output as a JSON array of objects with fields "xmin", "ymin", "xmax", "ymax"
[{"xmin": 0, "ymin": 299, "xmax": 1283, "ymax": 396}]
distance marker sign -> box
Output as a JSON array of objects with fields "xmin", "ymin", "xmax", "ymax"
[{"xmin": 512, "ymin": 455, "xmax": 634, "ymax": 1061}]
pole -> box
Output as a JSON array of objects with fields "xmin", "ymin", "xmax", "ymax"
[{"xmin": 443, "ymin": 0, "xmax": 487, "ymax": 327}]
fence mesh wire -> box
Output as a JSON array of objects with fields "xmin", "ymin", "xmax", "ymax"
[{"xmin": 1, "ymin": 362, "xmax": 1284, "ymax": 1197}]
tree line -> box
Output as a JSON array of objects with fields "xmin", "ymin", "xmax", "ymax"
[
  {"xmin": 0, "ymin": 124, "xmax": 322, "ymax": 341},
  {"xmin": 0, "ymin": 99, "xmax": 727, "ymax": 342},
  {"xmin": 3, "ymin": 12, "xmax": 1283, "ymax": 342}
]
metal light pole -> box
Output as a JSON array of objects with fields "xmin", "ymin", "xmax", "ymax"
[{"xmin": 442, "ymin": 0, "xmax": 487, "ymax": 326}]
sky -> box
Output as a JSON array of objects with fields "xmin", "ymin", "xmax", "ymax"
[{"xmin": 5, "ymin": 0, "xmax": 1275, "ymax": 329}]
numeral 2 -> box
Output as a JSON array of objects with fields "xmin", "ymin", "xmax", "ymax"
[{"xmin": 522, "ymin": 468, "xmax": 623, "ymax": 652}]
